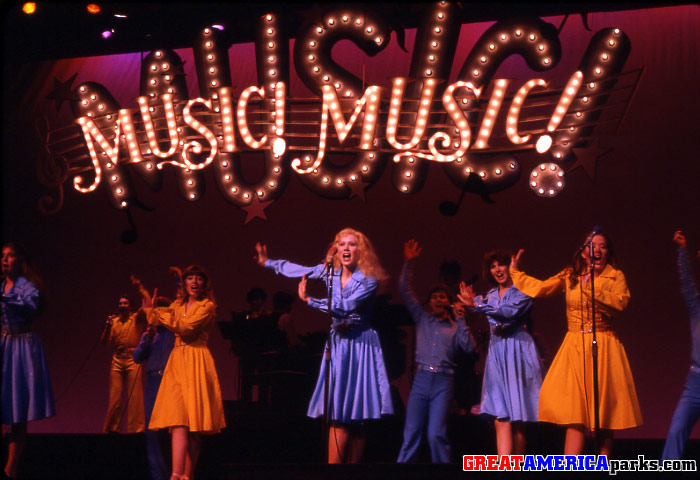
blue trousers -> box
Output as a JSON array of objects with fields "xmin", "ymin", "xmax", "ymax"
[
  {"xmin": 144, "ymin": 373, "xmax": 169, "ymax": 480},
  {"xmin": 397, "ymin": 370, "xmax": 454, "ymax": 463},
  {"xmin": 662, "ymin": 369, "xmax": 700, "ymax": 461}
]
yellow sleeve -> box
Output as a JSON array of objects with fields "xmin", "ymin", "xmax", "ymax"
[
  {"xmin": 158, "ymin": 300, "xmax": 216, "ymax": 337},
  {"xmin": 582, "ymin": 268, "xmax": 630, "ymax": 312},
  {"xmin": 146, "ymin": 306, "xmax": 174, "ymax": 326},
  {"xmin": 510, "ymin": 268, "xmax": 568, "ymax": 298}
]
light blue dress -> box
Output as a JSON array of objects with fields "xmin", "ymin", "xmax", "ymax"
[
  {"xmin": 473, "ymin": 286, "xmax": 542, "ymax": 422},
  {"xmin": 265, "ymin": 259, "xmax": 393, "ymax": 423},
  {"xmin": 1, "ymin": 276, "xmax": 55, "ymax": 424}
]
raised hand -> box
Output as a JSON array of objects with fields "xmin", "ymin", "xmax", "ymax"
[
  {"xmin": 457, "ymin": 281, "xmax": 475, "ymax": 307},
  {"xmin": 673, "ymin": 230, "xmax": 687, "ymax": 248},
  {"xmin": 255, "ymin": 242, "xmax": 269, "ymax": 266},
  {"xmin": 298, "ymin": 274, "xmax": 309, "ymax": 303},
  {"xmin": 510, "ymin": 249, "xmax": 524, "ymax": 270},
  {"xmin": 403, "ymin": 239, "xmax": 422, "ymax": 261}
]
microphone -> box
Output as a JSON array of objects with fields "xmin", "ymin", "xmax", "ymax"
[
  {"xmin": 579, "ymin": 226, "xmax": 602, "ymax": 251},
  {"xmin": 326, "ymin": 247, "xmax": 338, "ymax": 266}
]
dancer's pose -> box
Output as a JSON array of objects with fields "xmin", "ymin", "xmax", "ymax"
[
  {"xmin": 1, "ymin": 243, "xmax": 55, "ymax": 479},
  {"xmin": 458, "ymin": 249, "xmax": 543, "ymax": 456},
  {"xmin": 255, "ymin": 228, "xmax": 393, "ymax": 463},
  {"xmin": 510, "ymin": 231, "xmax": 642, "ymax": 455},
  {"xmin": 662, "ymin": 231, "xmax": 700, "ymax": 460},
  {"xmin": 101, "ymin": 277, "xmax": 147, "ymax": 433},
  {"xmin": 396, "ymin": 239, "xmax": 473, "ymax": 463},
  {"xmin": 146, "ymin": 265, "xmax": 225, "ymax": 480}
]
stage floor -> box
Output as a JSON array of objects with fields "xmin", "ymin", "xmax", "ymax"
[{"xmin": 9, "ymin": 406, "xmax": 700, "ymax": 479}]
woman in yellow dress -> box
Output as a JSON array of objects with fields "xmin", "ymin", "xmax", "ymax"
[
  {"xmin": 509, "ymin": 231, "xmax": 642, "ymax": 455},
  {"xmin": 146, "ymin": 265, "xmax": 225, "ymax": 480}
]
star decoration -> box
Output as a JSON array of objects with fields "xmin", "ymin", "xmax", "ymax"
[
  {"xmin": 345, "ymin": 176, "xmax": 369, "ymax": 202},
  {"xmin": 242, "ymin": 196, "xmax": 274, "ymax": 225},
  {"xmin": 45, "ymin": 73, "xmax": 80, "ymax": 112},
  {"xmin": 570, "ymin": 139, "xmax": 614, "ymax": 182}
]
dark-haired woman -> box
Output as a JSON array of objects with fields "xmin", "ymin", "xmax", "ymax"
[
  {"xmin": 1, "ymin": 243, "xmax": 55, "ymax": 479},
  {"xmin": 509, "ymin": 232, "xmax": 642, "ymax": 455},
  {"xmin": 146, "ymin": 265, "xmax": 225, "ymax": 480},
  {"xmin": 458, "ymin": 249, "xmax": 542, "ymax": 456}
]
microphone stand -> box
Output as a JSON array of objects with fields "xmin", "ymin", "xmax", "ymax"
[
  {"xmin": 323, "ymin": 259, "xmax": 334, "ymax": 463},
  {"xmin": 588, "ymin": 241, "xmax": 601, "ymax": 453}
]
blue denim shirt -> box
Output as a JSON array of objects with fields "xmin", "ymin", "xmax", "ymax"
[
  {"xmin": 677, "ymin": 247, "xmax": 700, "ymax": 370},
  {"xmin": 399, "ymin": 260, "xmax": 474, "ymax": 370},
  {"xmin": 133, "ymin": 326, "xmax": 175, "ymax": 375}
]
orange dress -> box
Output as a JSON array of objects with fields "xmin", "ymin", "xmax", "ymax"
[
  {"xmin": 148, "ymin": 299, "xmax": 225, "ymax": 433},
  {"xmin": 511, "ymin": 265, "xmax": 643, "ymax": 430}
]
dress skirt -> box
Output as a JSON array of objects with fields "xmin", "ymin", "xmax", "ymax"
[
  {"xmin": 307, "ymin": 326, "xmax": 394, "ymax": 423},
  {"xmin": 149, "ymin": 342, "xmax": 225, "ymax": 433},
  {"xmin": 1, "ymin": 332, "xmax": 55, "ymax": 424},
  {"xmin": 538, "ymin": 330, "xmax": 643, "ymax": 430},
  {"xmin": 480, "ymin": 328, "xmax": 543, "ymax": 422}
]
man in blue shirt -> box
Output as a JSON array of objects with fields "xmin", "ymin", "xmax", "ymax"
[
  {"xmin": 662, "ymin": 231, "xmax": 700, "ymax": 460},
  {"xmin": 397, "ymin": 239, "xmax": 475, "ymax": 463}
]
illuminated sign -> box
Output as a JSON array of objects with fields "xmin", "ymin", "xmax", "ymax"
[{"xmin": 38, "ymin": 1, "xmax": 638, "ymax": 218}]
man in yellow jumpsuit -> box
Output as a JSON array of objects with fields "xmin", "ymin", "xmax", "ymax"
[{"xmin": 101, "ymin": 284, "xmax": 146, "ymax": 433}]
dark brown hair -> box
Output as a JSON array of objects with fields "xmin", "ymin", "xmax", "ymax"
[{"xmin": 482, "ymin": 249, "xmax": 512, "ymax": 286}]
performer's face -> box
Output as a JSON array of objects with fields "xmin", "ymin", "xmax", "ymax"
[
  {"xmin": 581, "ymin": 234, "xmax": 609, "ymax": 273},
  {"xmin": 429, "ymin": 290, "xmax": 450, "ymax": 316},
  {"xmin": 1, "ymin": 247, "xmax": 19, "ymax": 276},
  {"xmin": 185, "ymin": 274, "xmax": 206, "ymax": 299},
  {"xmin": 338, "ymin": 234, "xmax": 359, "ymax": 269},
  {"xmin": 490, "ymin": 260, "xmax": 511, "ymax": 287},
  {"xmin": 118, "ymin": 297, "xmax": 130, "ymax": 312}
]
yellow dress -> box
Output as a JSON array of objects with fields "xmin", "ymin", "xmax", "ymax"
[
  {"xmin": 147, "ymin": 298, "xmax": 226, "ymax": 433},
  {"xmin": 511, "ymin": 265, "xmax": 643, "ymax": 430}
]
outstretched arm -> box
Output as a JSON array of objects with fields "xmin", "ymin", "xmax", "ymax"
[
  {"xmin": 509, "ymin": 250, "xmax": 566, "ymax": 298},
  {"xmin": 674, "ymin": 231, "xmax": 700, "ymax": 322},
  {"xmin": 399, "ymin": 239, "xmax": 427, "ymax": 322}
]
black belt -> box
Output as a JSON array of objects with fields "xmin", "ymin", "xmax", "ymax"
[{"xmin": 417, "ymin": 364, "xmax": 454, "ymax": 375}]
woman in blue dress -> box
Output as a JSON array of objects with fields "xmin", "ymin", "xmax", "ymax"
[
  {"xmin": 255, "ymin": 228, "xmax": 393, "ymax": 463},
  {"xmin": 1, "ymin": 243, "xmax": 55, "ymax": 479},
  {"xmin": 458, "ymin": 249, "xmax": 542, "ymax": 456}
]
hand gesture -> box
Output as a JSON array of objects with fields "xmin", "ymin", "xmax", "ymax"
[
  {"xmin": 142, "ymin": 288, "xmax": 157, "ymax": 309},
  {"xmin": 510, "ymin": 249, "xmax": 524, "ymax": 270},
  {"xmin": 403, "ymin": 239, "xmax": 422, "ymax": 261},
  {"xmin": 452, "ymin": 302, "xmax": 466, "ymax": 318},
  {"xmin": 106, "ymin": 315, "xmax": 116, "ymax": 327},
  {"xmin": 457, "ymin": 282, "xmax": 475, "ymax": 307},
  {"xmin": 673, "ymin": 230, "xmax": 687, "ymax": 248},
  {"xmin": 298, "ymin": 275, "xmax": 309, "ymax": 303},
  {"xmin": 255, "ymin": 242, "xmax": 269, "ymax": 266}
]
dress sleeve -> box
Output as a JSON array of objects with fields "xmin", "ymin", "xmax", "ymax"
[
  {"xmin": 398, "ymin": 260, "xmax": 426, "ymax": 325},
  {"xmin": 0, "ymin": 279, "xmax": 40, "ymax": 316},
  {"xmin": 265, "ymin": 259, "xmax": 326, "ymax": 280},
  {"xmin": 474, "ymin": 289, "xmax": 532, "ymax": 325},
  {"xmin": 510, "ymin": 268, "xmax": 567, "ymax": 298},
  {"xmin": 677, "ymin": 247, "xmax": 700, "ymax": 323},
  {"xmin": 156, "ymin": 301, "xmax": 216, "ymax": 337},
  {"xmin": 307, "ymin": 276, "xmax": 378, "ymax": 317},
  {"xmin": 581, "ymin": 268, "xmax": 630, "ymax": 312}
]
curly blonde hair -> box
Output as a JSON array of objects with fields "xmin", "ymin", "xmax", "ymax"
[{"xmin": 327, "ymin": 228, "xmax": 388, "ymax": 282}]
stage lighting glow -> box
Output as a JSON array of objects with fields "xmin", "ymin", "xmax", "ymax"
[
  {"xmin": 212, "ymin": 24, "xmax": 224, "ymax": 30},
  {"xmin": 87, "ymin": 4, "xmax": 101, "ymax": 14},
  {"xmin": 101, "ymin": 30, "xmax": 113, "ymax": 39},
  {"xmin": 22, "ymin": 2, "xmax": 36, "ymax": 14}
]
